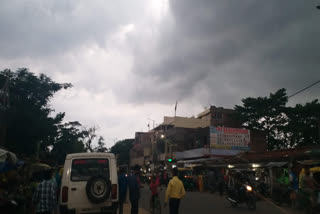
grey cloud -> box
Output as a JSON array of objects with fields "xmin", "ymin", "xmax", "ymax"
[
  {"xmin": 0, "ymin": 0, "xmax": 145, "ymax": 58},
  {"xmin": 127, "ymin": 0, "xmax": 320, "ymax": 106}
]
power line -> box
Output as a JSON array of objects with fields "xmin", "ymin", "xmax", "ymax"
[{"xmin": 288, "ymin": 80, "xmax": 320, "ymax": 99}]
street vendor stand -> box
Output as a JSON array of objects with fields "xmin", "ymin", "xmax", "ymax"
[
  {"xmin": 263, "ymin": 162, "xmax": 288, "ymax": 196},
  {"xmin": 297, "ymin": 160, "xmax": 320, "ymax": 188}
]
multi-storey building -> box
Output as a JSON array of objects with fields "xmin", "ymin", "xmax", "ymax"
[
  {"xmin": 198, "ymin": 106, "xmax": 242, "ymax": 128},
  {"xmin": 130, "ymin": 106, "xmax": 267, "ymax": 170}
]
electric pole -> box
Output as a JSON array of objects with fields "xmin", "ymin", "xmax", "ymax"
[{"xmin": 0, "ymin": 75, "xmax": 9, "ymax": 148}]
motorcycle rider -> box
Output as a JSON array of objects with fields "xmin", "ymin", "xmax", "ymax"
[
  {"xmin": 232, "ymin": 171, "xmax": 245, "ymax": 201},
  {"xmin": 289, "ymin": 166, "xmax": 298, "ymax": 208}
]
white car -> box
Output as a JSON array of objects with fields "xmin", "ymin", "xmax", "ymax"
[{"xmin": 59, "ymin": 153, "xmax": 118, "ymax": 214}]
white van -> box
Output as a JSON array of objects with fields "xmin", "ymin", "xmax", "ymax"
[{"xmin": 59, "ymin": 153, "xmax": 118, "ymax": 214}]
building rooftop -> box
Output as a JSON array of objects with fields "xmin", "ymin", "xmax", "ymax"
[
  {"xmin": 163, "ymin": 116, "xmax": 210, "ymax": 128},
  {"xmin": 197, "ymin": 106, "xmax": 235, "ymax": 118}
]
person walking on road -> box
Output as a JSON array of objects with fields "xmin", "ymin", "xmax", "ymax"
[
  {"xmin": 164, "ymin": 168, "xmax": 186, "ymax": 214},
  {"xmin": 118, "ymin": 169, "xmax": 128, "ymax": 214},
  {"xmin": 32, "ymin": 169, "xmax": 57, "ymax": 214},
  {"xmin": 217, "ymin": 168, "xmax": 225, "ymax": 196},
  {"xmin": 289, "ymin": 166, "xmax": 298, "ymax": 208},
  {"xmin": 301, "ymin": 166, "xmax": 320, "ymax": 207},
  {"xmin": 128, "ymin": 165, "xmax": 141, "ymax": 214},
  {"xmin": 149, "ymin": 176, "xmax": 160, "ymax": 212}
]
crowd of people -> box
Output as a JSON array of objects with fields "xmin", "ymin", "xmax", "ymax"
[
  {"xmin": 2, "ymin": 154, "xmax": 319, "ymax": 214},
  {"xmin": 182, "ymin": 163, "xmax": 320, "ymax": 210},
  {"xmin": 119, "ymin": 165, "xmax": 186, "ymax": 214},
  {"xmin": 0, "ymin": 154, "xmax": 62, "ymax": 214},
  {"xmin": 130, "ymin": 163, "xmax": 320, "ymax": 213}
]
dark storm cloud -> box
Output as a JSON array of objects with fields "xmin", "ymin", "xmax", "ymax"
[
  {"xmin": 0, "ymin": 0, "xmax": 144, "ymax": 58},
  {"xmin": 129, "ymin": 0, "xmax": 320, "ymax": 106}
]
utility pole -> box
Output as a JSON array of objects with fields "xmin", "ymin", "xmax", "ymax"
[
  {"xmin": 0, "ymin": 75, "xmax": 9, "ymax": 148},
  {"xmin": 174, "ymin": 101, "xmax": 178, "ymax": 117},
  {"xmin": 147, "ymin": 118, "xmax": 155, "ymax": 129},
  {"xmin": 318, "ymin": 118, "xmax": 320, "ymax": 143}
]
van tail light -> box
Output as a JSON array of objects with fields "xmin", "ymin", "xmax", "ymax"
[
  {"xmin": 111, "ymin": 184, "xmax": 117, "ymax": 199},
  {"xmin": 62, "ymin": 186, "xmax": 68, "ymax": 203}
]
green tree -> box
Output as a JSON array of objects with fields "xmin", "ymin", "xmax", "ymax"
[
  {"xmin": 50, "ymin": 121, "xmax": 86, "ymax": 164},
  {"xmin": 235, "ymin": 89, "xmax": 289, "ymax": 150},
  {"xmin": 110, "ymin": 139, "xmax": 134, "ymax": 165},
  {"xmin": 235, "ymin": 89, "xmax": 320, "ymax": 150},
  {"xmin": 46, "ymin": 124, "xmax": 108, "ymax": 164},
  {"xmin": 82, "ymin": 126, "xmax": 108, "ymax": 152},
  {"xmin": 0, "ymin": 68, "xmax": 71, "ymax": 157},
  {"xmin": 95, "ymin": 136, "xmax": 108, "ymax": 152},
  {"xmin": 0, "ymin": 68, "xmax": 108, "ymax": 164},
  {"xmin": 285, "ymin": 100, "xmax": 320, "ymax": 147}
]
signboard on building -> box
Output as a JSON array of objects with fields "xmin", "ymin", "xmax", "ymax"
[{"xmin": 210, "ymin": 126, "xmax": 250, "ymax": 150}]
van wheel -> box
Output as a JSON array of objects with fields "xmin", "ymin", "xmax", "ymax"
[{"xmin": 86, "ymin": 175, "xmax": 111, "ymax": 204}]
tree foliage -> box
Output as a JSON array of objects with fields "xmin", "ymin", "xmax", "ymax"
[
  {"xmin": 110, "ymin": 139, "xmax": 134, "ymax": 166},
  {"xmin": 0, "ymin": 68, "xmax": 107, "ymax": 164},
  {"xmin": 1, "ymin": 68, "xmax": 72, "ymax": 156},
  {"xmin": 284, "ymin": 100, "xmax": 320, "ymax": 148},
  {"xmin": 235, "ymin": 88, "xmax": 320, "ymax": 150},
  {"xmin": 95, "ymin": 136, "xmax": 108, "ymax": 152},
  {"xmin": 82, "ymin": 126, "xmax": 108, "ymax": 153},
  {"xmin": 50, "ymin": 121, "xmax": 86, "ymax": 164}
]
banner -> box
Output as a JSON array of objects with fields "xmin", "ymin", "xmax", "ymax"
[{"xmin": 210, "ymin": 126, "xmax": 250, "ymax": 150}]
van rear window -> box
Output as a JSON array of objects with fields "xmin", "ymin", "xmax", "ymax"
[{"xmin": 71, "ymin": 159, "xmax": 109, "ymax": 181}]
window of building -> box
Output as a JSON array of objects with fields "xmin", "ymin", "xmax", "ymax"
[{"xmin": 212, "ymin": 112, "xmax": 222, "ymax": 119}]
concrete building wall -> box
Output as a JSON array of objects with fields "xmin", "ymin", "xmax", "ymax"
[
  {"xmin": 130, "ymin": 132, "xmax": 154, "ymax": 167},
  {"xmin": 198, "ymin": 106, "xmax": 242, "ymax": 128},
  {"xmin": 164, "ymin": 127, "xmax": 209, "ymax": 152},
  {"xmin": 163, "ymin": 116, "xmax": 210, "ymax": 128},
  {"xmin": 130, "ymin": 109, "xmax": 266, "ymax": 168},
  {"xmin": 130, "ymin": 157, "xmax": 144, "ymax": 166}
]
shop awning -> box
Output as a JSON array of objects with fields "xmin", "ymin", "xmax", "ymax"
[{"xmin": 264, "ymin": 162, "xmax": 288, "ymax": 167}]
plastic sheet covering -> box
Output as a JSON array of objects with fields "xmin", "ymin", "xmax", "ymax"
[
  {"xmin": 0, "ymin": 148, "xmax": 17, "ymax": 163},
  {"xmin": 264, "ymin": 162, "xmax": 288, "ymax": 167}
]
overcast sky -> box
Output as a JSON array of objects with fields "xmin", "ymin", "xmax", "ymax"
[{"xmin": 1, "ymin": 0, "xmax": 320, "ymax": 148}]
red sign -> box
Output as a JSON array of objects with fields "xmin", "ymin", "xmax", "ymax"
[
  {"xmin": 97, "ymin": 160, "xmax": 107, "ymax": 164},
  {"xmin": 74, "ymin": 160, "xmax": 87, "ymax": 165}
]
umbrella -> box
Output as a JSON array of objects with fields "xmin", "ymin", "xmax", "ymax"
[
  {"xmin": 26, "ymin": 163, "xmax": 51, "ymax": 180},
  {"xmin": 0, "ymin": 148, "xmax": 17, "ymax": 163}
]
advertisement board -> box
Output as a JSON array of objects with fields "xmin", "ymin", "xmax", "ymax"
[{"xmin": 210, "ymin": 126, "xmax": 250, "ymax": 150}]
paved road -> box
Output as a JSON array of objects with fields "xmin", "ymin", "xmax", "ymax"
[{"xmin": 138, "ymin": 185, "xmax": 301, "ymax": 214}]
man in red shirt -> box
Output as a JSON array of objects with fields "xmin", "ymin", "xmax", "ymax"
[
  {"xmin": 150, "ymin": 176, "xmax": 160, "ymax": 212},
  {"xmin": 156, "ymin": 173, "xmax": 160, "ymax": 186}
]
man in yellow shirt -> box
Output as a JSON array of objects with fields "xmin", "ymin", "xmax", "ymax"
[{"xmin": 164, "ymin": 168, "xmax": 186, "ymax": 214}]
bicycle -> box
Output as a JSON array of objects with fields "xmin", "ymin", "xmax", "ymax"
[{"xmin": 150, "ymin": 194, "xmax": 162, "ymax": 214}]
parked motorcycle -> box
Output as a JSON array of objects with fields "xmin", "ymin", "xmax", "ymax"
[{"xmin": 227, "ymin": 183, "xmax": 256, "ymax": 210}]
